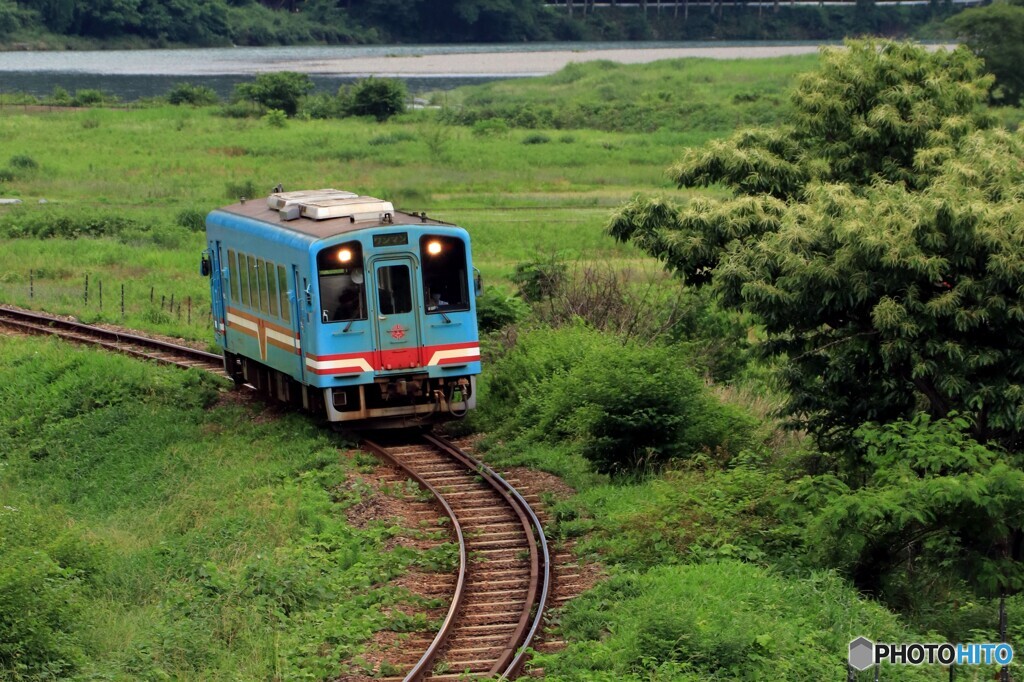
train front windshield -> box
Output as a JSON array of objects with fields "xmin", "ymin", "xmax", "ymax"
[
  {"xmin": 317, "ymin": 242, "xmax": 366, "ymax": 323},
  {"xmin": 420, "ymin": 235, "xmax": 469, "ymax": 312}
]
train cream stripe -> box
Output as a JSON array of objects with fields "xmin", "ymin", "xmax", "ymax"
[
  {"xmin": 266, "ymin": 327, "xmax": 299, "ymax": 350},
  {"xmin": 427, "ymin": 346, "xmax": 481, "ymax": 366},
  {"xmin": 227, "ymin": 312, "xmax": 257, "ymax": 332},
  {"xmin": 305, "ymin": 356, "xmax": 374, "ymax": 373}
]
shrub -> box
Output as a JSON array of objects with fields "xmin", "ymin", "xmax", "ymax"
[
  {"xmin": 48, "ymin": 86, "xmax": 71, "ymax": 105},
  {"xmin": 0, "ymin": 209, "xmax": 145, "ymax": 239},
  {"xmin": 368, "ymin": 130, "xmax": 416, "ymax": 146},
  {"xmin": 511, "ymin": 255, "xmax": 566, "ymax": 302},
  {"xmin": 539, "ymin": 562, "xmax": 935, "ymax": 680},
  {"xmin": 166, "ymin": 82, "xmax": 219, "ymax": 106},
  {"xmin": 9, "ymin": 155, "xmax": 37, "ymax": 170},
  {"xmin": 218, "ymin": 101, "xmax": 259, "ymax": 118},
  {"xmin": 0, "ymin": 546, "xmax": 85, "ymax": 678},
  {"xmin": 71, "ymin": 89, "xmax": 110, "ymax": 107},
  {"xmin": 548, "ymin": 343, "xmax": 753, "ymax": 473},
  {"xmin": 175, "ymin": 208, "xmax": 206, "ymax": 232},
  {"xmin": 263, "ymin": 108, "xmax": 287, "ymax": 128},
  {"xmin": 471, "ymin": 118, "xmax": 510, "ymax": 137},
  {"xmin": 484, "ymin": 323, "xmax": 605, "ymax": 411},
  {"xmin": 300, "ymin": 92, "xmax": 345, "ymax": 120},
  {"xmin": 233, "ymin": 72, "xmax": 313, "ymax": 117},
  {"xmin": 225, "ymin": 179, "xmax": 260, "ymax": 201},
  {"xmin": 346, "ymin": 77, "xmax": 407, "ymax": 122},
  {"xmin": 485, "ymin": 325, "xmax": 755, "ymax": 474},
  {"xmin": 475, "ymin": 286, "xmax": 528, "ymax": 334},
  {"xmin": 521, "ymin": 132, "xmax": 551, "ymax": 145}
]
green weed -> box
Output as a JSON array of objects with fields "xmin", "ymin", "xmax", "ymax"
[{"xmin": 0, "ymin": 337, "xmax": 438, "ymax": 680}]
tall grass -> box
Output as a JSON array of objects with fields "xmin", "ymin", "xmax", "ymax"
[{"xmin": 437, "ymin": 55, "xmax": 819, "ymax": 133}]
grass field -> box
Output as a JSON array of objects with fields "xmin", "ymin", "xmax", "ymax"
[
  {"xmin": 0, "ymin": 337, "xmax": 456, "ymax": 680},
  {"xmin": 0, "ymin": 55, "xmax": 817, "ymax": 341}
]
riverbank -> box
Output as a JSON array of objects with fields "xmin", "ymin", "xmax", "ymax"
[{"xmin": 278, "ymin": 44, "xmax": 826, "ymax": 77}]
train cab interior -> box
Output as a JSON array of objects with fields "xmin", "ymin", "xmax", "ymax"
[
  {"xmin": 317, "ymin": 242, "xmax": 367, "ymax": 324},
  {"xmin": 420, "ymin": 235, "xmax": 469, "ymax": 313}
]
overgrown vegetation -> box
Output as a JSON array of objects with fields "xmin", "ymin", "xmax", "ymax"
[
  {"xmin": 3, "ymin": 43, "xmax": 1024, "ymax": 680},
  {"xmin": 461, "ymin": 40, "xmax": 1024, "ymax": 680},
  {"xmin": 0, "ymin": 337, "xmax": 447, "ymax": 680}
]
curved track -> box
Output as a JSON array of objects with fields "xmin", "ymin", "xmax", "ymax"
[
  {"xmin": 363, "ymin": 435, "xmax": 550, "ymax": 680},
  {"xmin": 0, "ymin": 305, "xmax": 227, "ymax": 377},
  {"xmin": 1, "ymin": 304, "xmax": 551, "ymax": 680}
]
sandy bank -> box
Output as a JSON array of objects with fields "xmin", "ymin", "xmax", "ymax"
[{"xmin": 274, "ymin": 45, "xmax": 829, "ymax": 77}]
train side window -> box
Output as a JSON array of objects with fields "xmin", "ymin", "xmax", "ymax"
[
  {"xmin": 317, "ymin": 241, "xmax": 366, "ymax": 323},
  {"xmin": 265, "ymin": 261, "xmax": 278, "ymax": 317},
  {"xmin": 378, "ymin": 264, "xmax": 412, "ymax": 315},
  {"xmin": 228, "ymin": 249, "xmax": 238, "ymax": 303},
  {"xmin": 239, "ymin": 252, "xmax": 250, "ymax": 307},
  {"xmin": 278, "ymin": 265, "xmax": 290, "ymax": 320},
  {"xmin": 257, "ymin": 259, "xmax": 270, "ymax": 314},
  {"xmin": 420, "ymin": 235, "xmax": 470, "ymax": 313},
  {"xmin": 247, "ymin": 256, "xmax": 260, "ymax": 311}
]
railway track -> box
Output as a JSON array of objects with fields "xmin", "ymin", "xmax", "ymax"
[
  {"xmin": 363, "ymin": 434, "xmax": 550, "ymax": 680},
  {"xmin": 0, "ymin": 305, "xmax": 227, "ymax": 377},
  {"xmin": 1, "ymin": 304, "xmax": 553, "ymax": 679}
]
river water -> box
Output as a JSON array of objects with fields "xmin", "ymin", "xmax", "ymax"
[{"xmin": 0, "ymin": 41, "xmax": 831, "ymax": 99}]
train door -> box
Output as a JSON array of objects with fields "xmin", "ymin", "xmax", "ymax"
[
  {"xmin": 292, "ymin": 264, "xmax": 306, "ymax": 383},
  {"xmin": 371, "ymin": 257, "xmax": 422, "ymax": 372},
  {"xmin": 209, "ymin": 240, "xmax": 227, "ymax": 346}
]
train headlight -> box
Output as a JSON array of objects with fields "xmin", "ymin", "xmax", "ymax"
[
  {"xmin": 338, "ymin": 248, "xmax": 353, "ymax": 263},
  {"xmin": 426, "ymin": 240, "xmax": 442, "ymax": 256}
]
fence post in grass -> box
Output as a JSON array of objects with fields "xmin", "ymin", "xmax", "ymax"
[
  {"xmin": 121, "ymin": 284, "xmax": 125, "ymax": 319},
  {"xmin": 99, "ymin": 280, "xmax": 102, "ymax": 310},
  {"xmin": 176, "ymin": 303, "xmax": 181, "ymax": 321},
  {"xmin": 170, "ymin": 293, "xmax": 175, "ymax": 312},
  {"xmin": 150, "ymin": 286, "xmax": 154, "ymax": 304},
  {"xmin": 187, "ymin": 297, "xmax": 191, "ymax": 324},
  {"xmin": 84, "ymin": 274, "xmax": 89, "ymax": 305},
  {"xmin": 161, "ymin": 295, "xmax": 165, "ymax": 311}
]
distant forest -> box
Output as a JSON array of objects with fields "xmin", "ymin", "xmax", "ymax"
[{"xmin": 0, "ymin": 0, "xmax": 964, "ymax": 46}]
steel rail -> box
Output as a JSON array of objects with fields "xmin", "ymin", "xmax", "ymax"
[
  {"xmin": 0, "ymin": 304, "xmax": 225, "ymax": 374},
  {"xmin": 361, "ymin": 438, "xmax": 469, "ymax": 682},
  {"xmin": 422, "ymin": 433, "xmax": 550, "ymax": 679}
]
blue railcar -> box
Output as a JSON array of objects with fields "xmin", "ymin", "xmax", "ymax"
[{"xmin": 201, "ymin": 189, "xmax": 480, "ymax": 426}]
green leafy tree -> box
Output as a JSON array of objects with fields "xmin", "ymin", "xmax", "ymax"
[
  {"xmin": 234, "ymin": 71, "xmax": 313, "ymax": 117},
  {"xmin": 946, "ymin": 1, "xmax": 1024, "ymax": 107},
  {"xmin": 799, "ymin": 414, "xmax": 1024, "ymax": 598},
  {"xmin": 0, "ymin": 0, "xmax": 36, "ymax": 36},
  {"xmin": 608, "ymin": 40, "xmax": 1024, "ymax": 453},
  {"xmin": 345, "ymin": 77, "xmax": 407, "ymax": 122},
  {"xmin": 74, "ymin": 0, "xmax": 144, "ymax": 37},
  {"xmin": 139, "ymin": 0, "xmax": 229, "ymax": 44}
]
